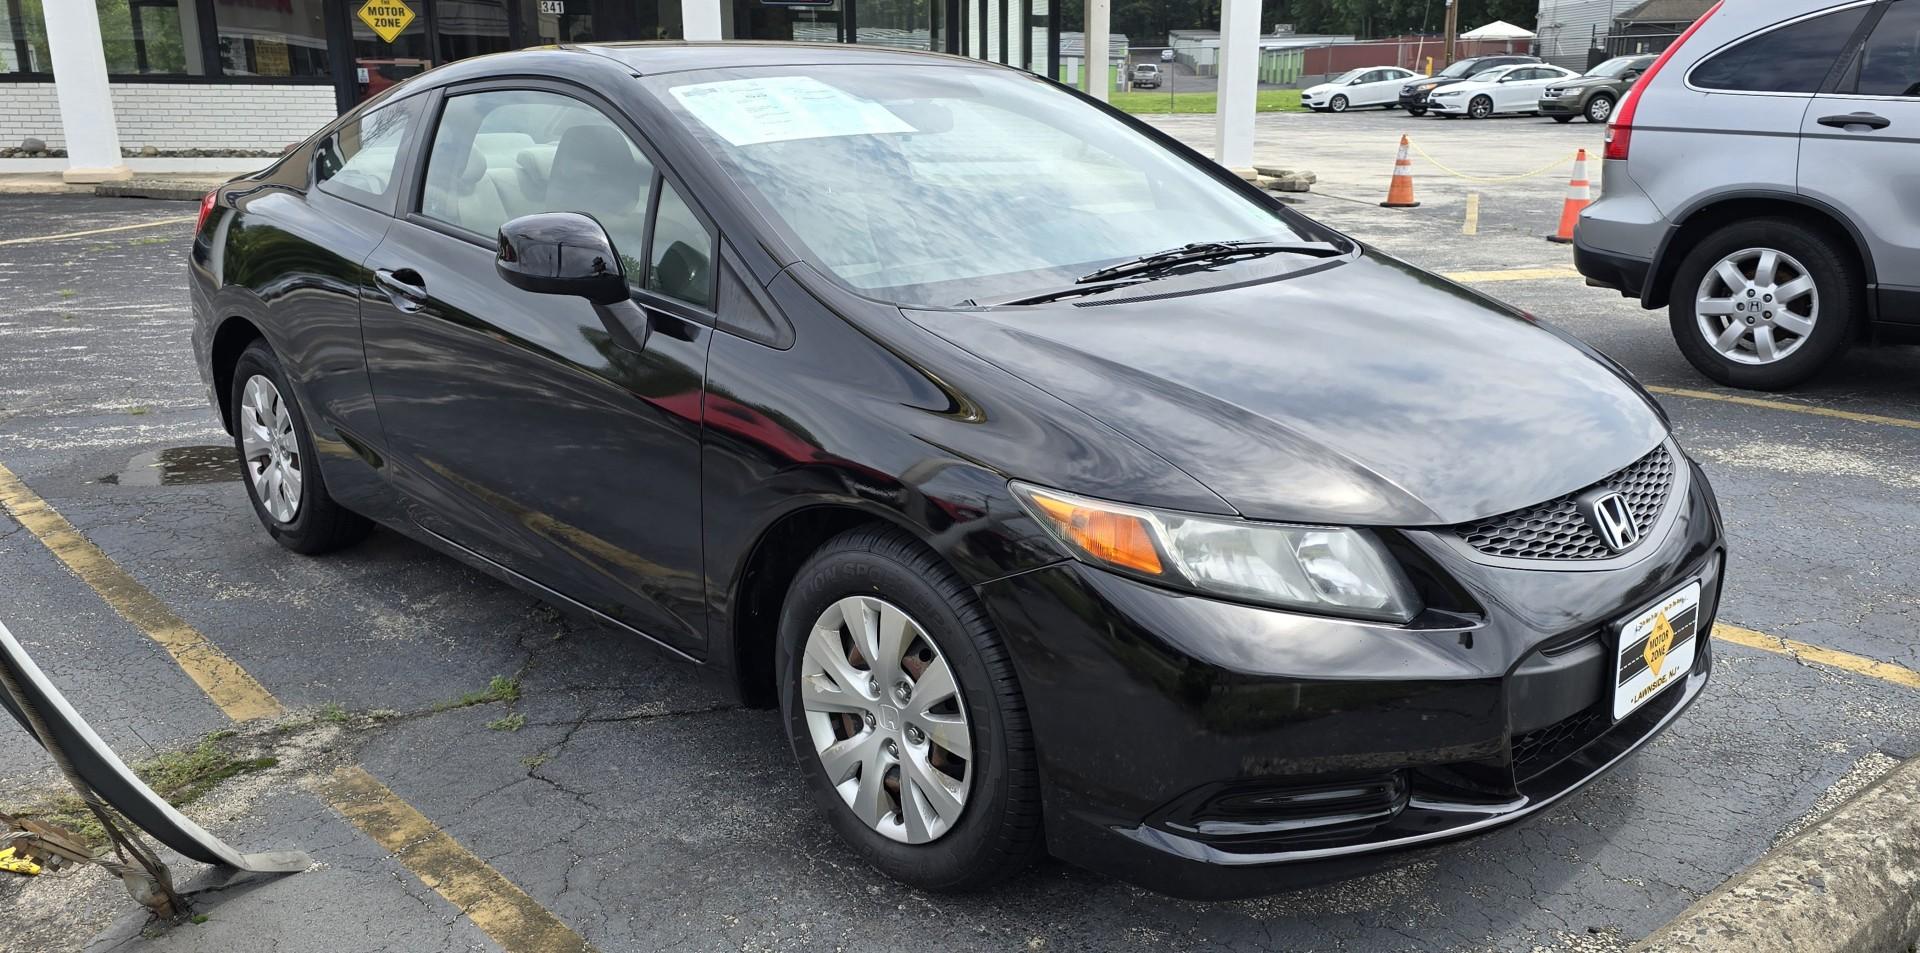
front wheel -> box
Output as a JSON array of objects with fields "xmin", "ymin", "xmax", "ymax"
[
  {"xmin": 1468, "ymin": 96, "xmax": 1493, "ymax": 119},
  {"xmin": 1329, "ymin": 94, "xmax": 1349, "ymax": 113},
  {"xmin": 1552, "ymin": 115, "xmax": 1576, "ymax": 124},
  {"xmin": 777, "ymin": 526, "xmax": 1042, "ymax": 890},
  {"xmin": 1585, "ymin": 94, "xmax": 1616, "ymax": 124},
  {"xmin": 1406, "ymin": 105, "xmax": 1428, "ymax": 116},
  {"xmin": 1668, "ymin": 218, "xmax": 1862, "ymax": 390}
]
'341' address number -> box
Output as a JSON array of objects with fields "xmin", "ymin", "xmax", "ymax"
[{"xmin": 539, "ymin": 0, "xmax": 566, "ymax": 13}]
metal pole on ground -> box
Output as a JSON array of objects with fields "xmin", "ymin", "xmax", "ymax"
[{"xmin": 1213, "ymin": 0, "xmax": 1260, "ymax": 178}]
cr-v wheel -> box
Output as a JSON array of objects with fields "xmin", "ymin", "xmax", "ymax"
[
  {"xmin": 777, "ymin": 526, "xmax": 1041, "ymax": 890},
  {"xmin": 1669, "ymin": 218, "xmax": 1861, "ymax": 390},
  {"xmin": 229, "ymin": 340, "xmax": 371, "ymax": 553}
]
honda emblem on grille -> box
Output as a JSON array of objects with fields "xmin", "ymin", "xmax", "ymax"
[{"xmin": 1579, "ymin": 490, "xmax": 1639, "ymax": 552}]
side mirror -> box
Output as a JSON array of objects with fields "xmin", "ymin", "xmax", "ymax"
[
  {"xmin": 495, "ymin": 212, "xmax": 629, "ymax": 306},
  {"xmin": 1624, "ymin": 70, "xmax": 1643, "ymax": 82}
]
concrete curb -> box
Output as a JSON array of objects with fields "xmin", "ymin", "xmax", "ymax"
[
  {"xmin": 1633, "ymin": 756, "xmax": 1920, "ymax": 953},
  {"xmin": 93, "ymin": 179, "xmax": 213, "ymax": 202}
]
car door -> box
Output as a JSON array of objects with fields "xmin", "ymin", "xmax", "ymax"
[
  {"xmin": 1359, "ymin": 69, "xmax": 1409, "ymax": 105},
  {"xmin": 1799, "ymin": 0, "xmax": 1920, "ymax": 326},
  {"xmin": 1498, "ymin": 68, "xmax": 1555, "ymax": 111},
  {"xmin": 359, "ymin": 82, "xmax": 717, "ymax": 656}
]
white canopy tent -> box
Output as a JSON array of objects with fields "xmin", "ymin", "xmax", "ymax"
[{"xmin": 1460, "ymin": 20, "xmax": 1539, "ymax": 40}]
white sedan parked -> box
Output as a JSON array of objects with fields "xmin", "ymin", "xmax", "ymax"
[
  {"xmin": 1302, "ymin": 66, "xmax": 1419, "ymax": 113},
  {"xmin": 1427, "ymin": 63, "xmax": 1580, "ymax": 118}
]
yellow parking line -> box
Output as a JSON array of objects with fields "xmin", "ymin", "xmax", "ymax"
[
  {"xmin": 0, "ymin": 216, "xmax": 198, "ymax": 247},
  {"xmin": 1715, "ymin": 623, "xmax": 1920, "ymax": 690},
  {"xmin": 0, "ymin": 458, "xmax": 598, "ymax": 953},
  {"xmin": 323, "ymin": 767, "xmax": 596, "ymax": 953},
  {"xmin": 1441, "ymin": 266, "xmax": 1583, "ymax": 283},
  {"xmin": 0, "ymin": 460, "xmax": 281, "ymax": 721},
  {"xmin": 1648, "ymin": 386, "xmax": 1920, "ymax": 432}
]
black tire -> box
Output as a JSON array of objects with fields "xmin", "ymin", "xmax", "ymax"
[
  {"xmin": 1468, "ymin": 95, "xmax": 1493, "ymax": 119},
  {"xmin": 1406, "ymin": 105, "xmax": 1428, "ymax": 116},
  {"xmin": 229, "ymin": 341, "xmax": 372, "ymax": 554},
  {"xmin": 1668, "ymin": 218, "xmax": 1862, "ymax": 390},
  {"xmin": 1552, "ymin": 115, "xmax": 1576, "ymax": 124},
  {"xmin": 776, "ymin": 525, "xmax": 1042, "ymax": 891},
  {"xmin": 1585, "ymin": 94, "xmax": 1616, "ymax": 124},
  {"xmin": 1330, "ymin": 94, "xmax": 1349, "ymax": 113}
]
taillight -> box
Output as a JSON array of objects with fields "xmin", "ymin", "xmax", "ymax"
[
  {"xmin": 196, "ymin": 190, "xmax": 218, "ymax": 232},
  {"xmin": 1606, "ymin": 0, "xmax": 1722, "ymax": 161}
]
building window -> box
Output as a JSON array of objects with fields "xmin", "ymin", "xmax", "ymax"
[
  {"xmin": 98, "ymin": 0, "xmax": 211, "ymax": 75},
  {"xmin": 213, "ymin": 0, "xmax": 329, "ymax": 78},
  {"xmin": 436, "ymin": 0, "xmax": 511, "ymax": 62}
]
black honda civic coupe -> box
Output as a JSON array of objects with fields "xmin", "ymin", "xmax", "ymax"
[{"xmin": 189, "ymin": 42, "xmax": 1723, "ymax": 899}]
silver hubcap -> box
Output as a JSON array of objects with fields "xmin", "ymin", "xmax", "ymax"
[
  {"xmin": 1589, "ymin": 97, "xmax": 1613, "ymax": 121},
  {"xmin": 240, "ymin": 375, "xmax": 302, "ymax": 523},
  {"xmin": 800, "ymin": 596, "xmax": 971, "ymax": 844},
  {"xmin": 1695, "ymin": 247, "xmax": 1819, "ymax": 365}
]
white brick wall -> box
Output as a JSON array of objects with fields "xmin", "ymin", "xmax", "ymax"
[{"xmin": 0, "ymin": 83, "xmax": 337, "ymax": 152}]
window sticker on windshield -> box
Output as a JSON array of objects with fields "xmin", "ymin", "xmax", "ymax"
[{"xmin": 670, "ymin": 76, "xmax": 915, "ymax": 147}]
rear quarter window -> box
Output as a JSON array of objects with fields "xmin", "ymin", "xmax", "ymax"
[
  {"xmin": 314, "ymin": 97, "xmax": 421, "ymax": 209},
  {"xmin": 1689, "ymin": 5, "xmax": 1871, "ymax": 93}
]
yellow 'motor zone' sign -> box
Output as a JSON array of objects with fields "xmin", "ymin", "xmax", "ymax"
[{"xmin": 357, "ymin": 0, "xmax": 417, "ymax": 43}]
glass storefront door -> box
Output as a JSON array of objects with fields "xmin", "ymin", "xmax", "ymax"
[{"xmin": 350, "ymin": 0, "xmax": 430, "ymax": 101}]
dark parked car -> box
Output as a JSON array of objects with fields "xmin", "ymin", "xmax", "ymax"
[
  {"xmin": 1539, "ymin": 54, "xmax": 1657, "ymax": 123},
  {"xmin": 191, "ymin": 42, "xmax": 1723, "ymax": 899},
  {"xmin": 1398, "ymin": 54, "xmax": 1543, "ymax": 114}
]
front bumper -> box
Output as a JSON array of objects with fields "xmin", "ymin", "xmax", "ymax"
[
  {"xmin": 977, "ymin": 456, "xmax": 1723, "ymax": 899},
  {"xmin": 1537, "ymin": 95, "xmax": 1580, "ymax": 115},
  {"xmin": 1428, "ymin": 97, "xmax": 1469, "ymax": 114},
  {"xmin": 1397, "ymin": 90, "xmax": 1437, "ymax": 109}
]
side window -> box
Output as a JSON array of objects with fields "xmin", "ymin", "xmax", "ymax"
[
  {"xmin": 647, "ymin": 179, "xmax": 716, "ymax": 309},
  {"xmin": 419, "ymin": 88, "xmax": 655, "ymax": 272},
  {"xmin": 1852, "ymin": 0, "xmax": 1920, "ymax": 97},
  {"xmin": 314, "ymin": 98, "xmax": 418, "ymax": 207},
  {"xmin": 1691, "ymin": 6, "xmax": 1870, "ymax": 93}
]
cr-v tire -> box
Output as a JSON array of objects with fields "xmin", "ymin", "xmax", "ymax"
[
  {"xmin": 776, "ymin": 525, "xmax": 1042, "ymax": 891},
  {"xmin": 1668, "ymin": 218, "xmax": 1861, "ymax": 390},
  {"xmin": 229, "ymin": 340, "xmax": 372, "ymax": 554}
]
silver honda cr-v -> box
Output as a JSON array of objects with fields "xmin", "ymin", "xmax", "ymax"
[{"xmin": 1575, "ymin": 0, "xmax": 1920, "ymax": 390}]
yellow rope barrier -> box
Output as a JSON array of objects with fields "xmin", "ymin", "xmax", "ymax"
[{"xmin": 1405, "ymin": 139, "xmax": 1581, "ymax": 183}]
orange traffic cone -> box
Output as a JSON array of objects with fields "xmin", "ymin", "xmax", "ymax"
[
  {"xmin": 1380, "ymin": 135, "xmax": 1420, "ymax": 208},
  {"xmin": 1547, "ymin": 150, "xmax": 1592, "ymax": 244}
]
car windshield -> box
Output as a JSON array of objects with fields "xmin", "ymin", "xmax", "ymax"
[
  {"xmin": 648, "ymin": 66, "xmax": 1300, "ymax": 307},
  {"xmin": 1439, "ymin": 59, "xmax": 1486, "ymax": 77},
  {"xmin": 1469, "ymin": 68, "xmax": 1510, "ymax": 81},
  {"xmin": 1586, "ymin": 57, "xmax": 1640, "ymax": 77}
]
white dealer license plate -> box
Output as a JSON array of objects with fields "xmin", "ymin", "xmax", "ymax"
[{"xmin": 1613, "ymin": 582, "xmax": 1701, "ymax": 720}]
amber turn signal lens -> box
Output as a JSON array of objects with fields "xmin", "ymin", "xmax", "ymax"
[{"xmin": 1027, "ymin": 493, "xmax": 1164, "ymax": 576}]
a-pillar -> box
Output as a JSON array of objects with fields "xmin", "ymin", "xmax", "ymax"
[
  {"xmin": 43, "ymin": 0, "xmax": 129, "ymax": 183},
  {"xmin": 1213, "ymin": 0, "xmax": 1261, "ymax": 180}
]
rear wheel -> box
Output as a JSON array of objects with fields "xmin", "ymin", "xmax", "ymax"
[
  {"xmin": 1330, "ymin": 94, "xmax": 1349, "ymax": 113},
  {"xmin": 777, "ymin": 526, "xmax": 1042, "ymax": 890},
  {"xmin": 1585, "ymin": 94, "xmax": 1616, "ymax": 124},
  {"xmin": 1668, "ymin": 218, "xmax": 1861, "ymax": 390},
  {"xmin": 1468, "ymin": 95, "xmax": 1494, "ymax": 119},
  {"xmin": 229, "ymin": 342, "xmax": 371, "ymax": 553}
]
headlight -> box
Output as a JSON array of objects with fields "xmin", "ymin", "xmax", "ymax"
[
  {"xmin": 1012, "ymin": 483, "xmax": 1422, "ymax": 623},
  {"xmin": 1434, "ymin": 90, "xmax": 1462, "ymax": 98}
]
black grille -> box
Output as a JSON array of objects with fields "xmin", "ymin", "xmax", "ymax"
[
  {"xmin": 1455, "ymin": 446, "xmax": 1674, "ymax": 561},
  {"xmin": 1511, "ymin": 704, "xmax": 1609, "ymax": 780}
]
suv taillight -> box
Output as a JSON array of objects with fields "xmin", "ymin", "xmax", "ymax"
[
  {"xmin": 1606, "ymin": 0, "xmax": 1722, "ymax": 161},
  {"xmin": 196, "ymin": 190, "xmax": 218, "ymax": 232}
]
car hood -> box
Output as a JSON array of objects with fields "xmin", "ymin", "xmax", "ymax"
[
  {"xmin": 1551, "ymin": 75, "xmax": 1616, "ymax": 90},
  {"xmin": 1432, "ymin": 80, "xmax": 1495, "ymax": 95},
  {"xmin": 1303, "ymin": 83, "xmax": 1336, "ymax": 94},
  {"xmin": 904, "ymin": 252, "xmax": 1667, "ymax": 527}
]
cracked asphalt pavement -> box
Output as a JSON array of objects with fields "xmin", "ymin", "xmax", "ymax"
[{"xmin": 1, "ymin": 114, "xmax": 1918, "ymax": 952}]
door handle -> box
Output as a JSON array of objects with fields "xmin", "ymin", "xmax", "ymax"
[
  {"xmin": 1817, "ymin": 112, "xmax": 1891, "ymax": 130},
  {"xmin": 374, "ymin": 268, "xmax": 427, "ymax": 311}
]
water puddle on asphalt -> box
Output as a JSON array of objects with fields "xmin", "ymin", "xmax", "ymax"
[{"xmin": 97, "ymin": 445, "xmax": 243, "ymax": 486}]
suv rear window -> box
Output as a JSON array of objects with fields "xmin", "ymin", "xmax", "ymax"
[{"xmin": 1690, "ymin": 5, "xmax": 1870, "ymax": 93}]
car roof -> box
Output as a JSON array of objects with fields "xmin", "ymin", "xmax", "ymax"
[{"xmin": 576, "ymin": 40, "xmax": 999, "ymax": 75}]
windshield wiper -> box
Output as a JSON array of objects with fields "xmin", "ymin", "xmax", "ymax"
[{"xmin": 1074, "ymin": 240, "xmax": 1345, "ymax": 285}]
